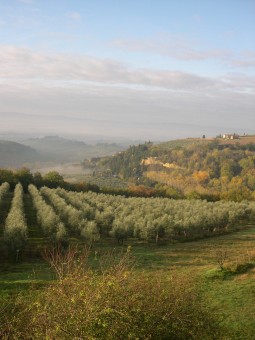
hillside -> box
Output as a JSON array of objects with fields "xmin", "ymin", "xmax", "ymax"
[
  {"xmin": 0, "ymin": 136, "xmax": 126, "ymax": 168},
  {"xmin": 0, "ymin": 140, "xmax": 42, "ymax": 167},
  {"xmin": 96, "ymin": 137, "xmax": 255, "ymax": 200},
  {"xmin": 23, "ymin": 136, "xmax": 125, "ymax": 162}
]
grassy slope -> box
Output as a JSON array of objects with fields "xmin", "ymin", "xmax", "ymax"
[
  {"xmin": 0, "ymin": 195, "xmax": 254, "ymax": 337},
  {"xmin": 155, "ymin": 136, "xmax": 255, "ymax": 151},
  {"xmin": 153, "ymin": 138, "xmax": 211, "ymax": 151}
]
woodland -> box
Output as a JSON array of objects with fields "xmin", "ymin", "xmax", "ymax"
[{"xmin": 96, "ymin": 139, "xmax": 255, "ymax": 201}]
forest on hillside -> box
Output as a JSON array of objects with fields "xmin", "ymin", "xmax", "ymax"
[{"xmin": 94, "ymin": 139, "xmax": 255, "ymax": 201}]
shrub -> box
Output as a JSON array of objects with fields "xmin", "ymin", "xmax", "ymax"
[{"xmin": 1, "ymin": 247, "xmax": 224, "ymax": 339}]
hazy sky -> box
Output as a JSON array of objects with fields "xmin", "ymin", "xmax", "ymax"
[{"xmin": 0, "ymin": 0, "xmax": 254, "ymax": 140}]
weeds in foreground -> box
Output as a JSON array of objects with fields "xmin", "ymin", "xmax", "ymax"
[{"xmin": 1, "ymin": 245, "xmax": 225, "ymax": 340}]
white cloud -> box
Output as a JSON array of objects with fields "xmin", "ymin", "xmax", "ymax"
[
  {"xmin": 229, "ymin": 50, "xmax": 255, "ymax": 68},
  {"xmin": 0, "ymin": 45, "xmax": 254, "ymax": 139},
  {"xmin": 111, "ymin": 35, "xmax": 255, "ymax": 69},
  {"xmin": 112, "ymin": 35, "xmax": 232, "ymax": 61},
  {"xmin": 0, "ymin": 45, "xmax": 254, "ymax": 94}
]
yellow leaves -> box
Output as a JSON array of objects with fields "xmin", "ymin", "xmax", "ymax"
[
  {"xmin": 129, "ymin": 185, "xmax": 155, "ymax": 197},
  {"xmin": 142, "ymin": 157, "xmax": 181, "ymax": 169},
  {"xmin": 123, "ymin": 271, "xmax": 131, "ymax": 279},
  {"xmin": 162, "ymin": 162, "xmax": 181, "ymax": 169},
  {"xmin": 192, "ymin": 171, "xmax": 210, "ymax": 183},
  {"xmin": 230, "ymin": 176, "xmax": 243, "ymax": 186}
]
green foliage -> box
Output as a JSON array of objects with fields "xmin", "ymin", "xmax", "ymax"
[
  {"xmin": 0, "ymin": 168, "xmax": 71, "ymax": 191},
  {"xmin": 3, "ymin": 183, "xmax": 27, "ymax": 256},
  {"xmin": 28, "ymin": 184, "xmax": 68, "ymax": 244},
  {"xmin": 100, "ymin": 140, "xmax": 255, "ymax": 201},
  {"xmin": 46, "ymin": 188, "xmax": 254, "ymax": 244},
  {"xmin": 155, "ymin": 183, "xmax": 184, "ymax": 199},
  {"xmin": 101, "ymin": 142, "xmax": 152, "ymax": 179},
  {"xmin": 41, "ymin": 187, "xmax": 100, "ymax": 242},
  {"xmin": 15, "ymin": 167, "xmax": 34, "ymax": 192},
  {"xmin": 2, "ymin": 182, "xmax": 253, "ymax": 250},
  {"xmin": 74, "ymin": 174, "xmax": 128, "ymax": 189},
  {"xmin": 80, "ymin": 220, "xmax": 100, "ymax": 243},
  {"xmin": 33, "ymin": 171, "xmax": 44, "ymax": 188},
  {"xmin": 0, "ymin": 182, "xmax": 10, "ymax": 201},
  {"xmin": 43, "ymin": 171, "xmax": 65, "ymax": 188},
  {"xmin": 220, "ymin": 186, "xmax": 253, "ymax": 201},
  {"xmin": 0, "ymin": 170, "xmax": 16, "ymax": 189},
  {"xmin": 1, "ymin": 248, "xmax": 223, "ymax": 339},
  {"xmin": 1, "ymin": 217, "xmax": 255, "ymax": 338}
]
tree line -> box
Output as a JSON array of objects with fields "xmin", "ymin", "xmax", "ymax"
[{"xmin": 0, "ymin": 167, "xmax": 100, "ymax": 192}]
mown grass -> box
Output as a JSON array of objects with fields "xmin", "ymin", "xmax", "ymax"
[
  {"xmin": 0, "ymin": 261, "xmax": 54, "ymax": 295},
  {"xmin": 202, "ymin": 272, "xmax": 255, "ymax": 339},
  {"xmin": 1, "ymin": 225, "xmax": 255, "ymax": 285}
]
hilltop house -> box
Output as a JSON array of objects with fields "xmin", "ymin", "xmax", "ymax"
[{"xmin": 222, "ymin": 133, "xmax": 239, "ymax": 140}]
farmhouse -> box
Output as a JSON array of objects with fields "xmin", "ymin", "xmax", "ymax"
[{"xmin": 222, "ymin": 133, "xmax": 239, "ymax": 140}]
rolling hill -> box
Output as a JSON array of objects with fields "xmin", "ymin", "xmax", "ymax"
[
  {"xmin": 0, "ymin": 136, "xmax": 126, "ymax": 168},
  {"xmin": 22, "ymin": 136, "xmax": 126, "ymax": 162},
  {"xmin": 0, "ymin": 141, "xmax": 42, "ymax": 167}
]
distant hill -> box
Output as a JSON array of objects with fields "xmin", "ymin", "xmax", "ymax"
[
  {"xmin": 0, "ymin": 140, "xmax": 42, "ymax": 167},
  {"xmin": 22, "ymin": 136, "xmax": 126, "ymax": 162},
  {"xmin": 0, "ymin": 136, "xmax": 126, "ymax": 168}
]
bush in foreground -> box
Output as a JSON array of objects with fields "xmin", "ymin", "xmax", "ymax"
[{"xmin": 1, "ymin": 247, "xmax": 225, "ymax": 339}]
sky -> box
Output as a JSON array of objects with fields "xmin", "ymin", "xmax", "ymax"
[{"xmin": 0, "ymin": 0, "xmax": 254, "ymax": 140}]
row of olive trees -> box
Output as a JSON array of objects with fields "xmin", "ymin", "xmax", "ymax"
[
  {"xmin": 57, "ymin": 189, "xmax": 252, "ymax": 244},
  {"xmin": 28, "ymin": 184, "xmax": 67, "ymax": 244},
  {"xmin": 4, "ymin": 183, "xmax": 27, "ymax": 256},
  {"xmin": 55, "ymin": 188, "xmax": 114, "ymax": 238},
  {"xmin": 0, "ymin": 182, "xmax": 10, "ymax": 201},
  {"xmin": 40, "ymin": 187, "xmax": 99, "ymax": 243},
  {"xmin": 56, "ymin": 188, "xmax": 95, "ymax": 220}
]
